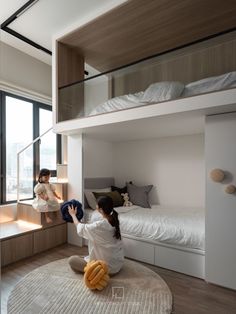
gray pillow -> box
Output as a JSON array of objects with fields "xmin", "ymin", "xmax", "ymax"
[
  {"xmin": 127, "ymin": 183, "xmax": 153, "ymax": 208},
  {"xmin": 141, "ymin": 81, "xmax": 184, "ymax": 103}
]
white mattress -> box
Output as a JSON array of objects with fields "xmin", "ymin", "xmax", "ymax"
[{"xmin": 86, "ymin": 205, "xmax": 205, "ymax": 251}]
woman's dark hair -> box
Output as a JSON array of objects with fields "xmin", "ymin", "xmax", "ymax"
[
  {"xmin": 38, "ymin": 168, "xmax": 51, "ymax": 183},
  {"xmin": 97, "ymin": 196, "xmax": 121, "ymax": 240}
]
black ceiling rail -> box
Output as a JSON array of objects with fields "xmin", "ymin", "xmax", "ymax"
[
  {"xmin": 0, "ymin": 0, "xmax": 52, "ymax": 56},
  {"xmin": 3, "ymin": 26, "xmax": 52, "ymax": 55},
  {"xmin": 0, "ymin": 0, "xmax": 89, "ymax": 75},
  {"xmin": 1, "ymin": 0, "xmax": 39, "ymax": 29}
]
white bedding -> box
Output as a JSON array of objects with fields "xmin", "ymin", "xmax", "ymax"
[
  {"xmin": 87, "ymin": 205, "xmax": 205, "ymax": 250},
  {"xmin": 89, "ymin": 91, "xmax": 146, "ymax": 115},
  {"xmin": 88, "ymin": 72, "xmax": 236, "ymax": 116}
]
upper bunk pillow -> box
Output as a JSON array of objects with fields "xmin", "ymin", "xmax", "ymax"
[
  {"xmin": 182, "ymin": 71, "xmax": 236, "ymax": 97},
  {"xmin": 141, "ymin": 81, "xmax": 184, "ymax": 103},
  {"xmin": 85, "ymin": 187, "xmax": 111, "ymax": 209},
  {"xmin": 127, "ymin": 183, "xmax": 153, "ymax": 208}
]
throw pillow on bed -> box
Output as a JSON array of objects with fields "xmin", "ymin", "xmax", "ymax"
[
  {"xmin": 84, "ymin": 187, "xmax": 111, "ymax": 210},
  {"xmin": 111, "ymin": 182, "xmax": 133, "ymax": 195},
  {"xmin": 141, "ymin": 81, "xmax": 184, "ymax": 103},
  {"xmin": 93, "ymin": 191, "xmax": 124, "ymax": 207},
  {"xmin": 111, "ymin": 185, "xmax": 127, "ymax": 194},
  {"xmin": 127, "ymin": 183, "xmax": 153, "ymax": 208}
]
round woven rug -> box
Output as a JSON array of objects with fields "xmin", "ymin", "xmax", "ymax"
[{"xmin": 8, "ymin": 258, "xmax": 172, "ymax": 314}]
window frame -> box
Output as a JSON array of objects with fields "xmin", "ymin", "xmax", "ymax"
[{"xmin": 0, "ymin": 91, "xmax": 61, "ymax": 204}]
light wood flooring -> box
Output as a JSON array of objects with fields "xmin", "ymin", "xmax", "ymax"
[{"xmin": 1, "ymin": 244, "xmax": 236, "ymax": 314}]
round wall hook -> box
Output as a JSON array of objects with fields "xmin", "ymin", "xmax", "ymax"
[
  {"xmin": 210, "ymin": 169, "xmax": 225, "ymax": 182},
  {"xmin": 225, "ymin": 185, "xmax": 236, "ymax": 194}
]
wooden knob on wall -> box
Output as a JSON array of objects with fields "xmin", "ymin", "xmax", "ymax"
[
  {"xmin": 225, "ymin": 185, "xmax": 236, "ymax": 194},
  {"xmin": 210, "ymin": 169, "xmax": 225, "ymax": 182}
]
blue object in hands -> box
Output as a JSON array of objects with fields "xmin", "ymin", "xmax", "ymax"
[{"xmin": 60, "ymin": 199, "xmax": 83, "ymax": 223}]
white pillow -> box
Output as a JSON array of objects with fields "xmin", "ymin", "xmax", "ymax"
[
  {"xmin": 182, "ymin": 71, "xmax": 236, "ymax": 97},
  {"xmin": 141, "ymin": 81, "xmax": 184, "ymax": 103},
  {"xmin": 84, "ymin": 187, "xmax": 111, "ymax": 209}
]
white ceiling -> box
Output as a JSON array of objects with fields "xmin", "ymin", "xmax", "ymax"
[{"xmin": 0, "ymin": 0, "xmax": 127, "ymax": 65}]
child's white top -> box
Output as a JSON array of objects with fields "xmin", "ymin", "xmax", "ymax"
[
  {"xmin": 34, "ymin": 182, "xmax": 57, "ymax": 200},
  {"xmin": 76, "ymin": 218, "xmax": 124, "ymax": 274},
  {"xmin": 33, "ymin": 182, "xmax": 59, "ymax": 212}
]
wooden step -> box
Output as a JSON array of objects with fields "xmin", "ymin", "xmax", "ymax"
[{"xmin": 17, "ymin": 202, "xmax": 65, "ymax": 227}]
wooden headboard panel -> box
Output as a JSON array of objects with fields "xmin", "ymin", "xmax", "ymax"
[{"xmin": 113, "ymin": 33, "xmax": 236, "ymax": 96}]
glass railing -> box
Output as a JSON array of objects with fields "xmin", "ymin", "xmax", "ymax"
[
  {"xmin": 17, "ymin": 128, "xmax": 53, "ymax": 203},
  {"xmin": 57, "ymin": 31, "xmax": 236, "ymax": 123}
]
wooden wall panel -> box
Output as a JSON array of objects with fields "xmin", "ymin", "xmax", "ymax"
[
  {"xmin": 57, "ymin": 42, "xmax": 84, "ymax": 88},
  {"xmin": 113, "ymin": 35, "xmax": 236, "ymax": 96},
  {"xmin": 17, "ymin": 203, "xmax": 42, "ymax": 225},
  {"xmin": 57, "ymin": 43, "xmax": 85, "ymax": 122},
  {"xmin": 60, "ymin": 0, "xmax": 236, "ymax": 72}
]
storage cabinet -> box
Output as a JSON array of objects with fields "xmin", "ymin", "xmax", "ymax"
[
  {"xmin": 1, "ymin": 234, "xmax": 33, "ymax": 267},
  {"xmin": 1, "ymin": 223, "xmax": 67, "ymax": 267},
  {"xmin": 154, "ymin": 246, "xmax": 205, "ymax": 279},
  {"xmin": 123, "ymin": 237, "xmax": 155, "ymax": 264},
  {"xmin": 33, "ymin": 223, "xmax": 67, "ymax": 254},
  {"xmin": 205, "ymin": 112, "xmax": 236, "ymax": 290}
]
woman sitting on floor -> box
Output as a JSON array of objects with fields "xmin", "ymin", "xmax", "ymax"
[{"xmin": 68, "ymin": 195, "xmax": 124, "ymax": 275}]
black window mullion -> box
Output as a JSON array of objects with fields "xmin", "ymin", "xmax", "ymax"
[
  {"xmin": 33, "ymin": 103, "xmax": 40, "ymax": 189},
  {"xmin": 0, "ymin": 91, "xmax": 6, "ymax": 204},
  {"xmin": 36, "ymin": 101, "xmax": 62, "ymax": 175},
  {"xmin": 0, "ymin": 91, "xmax": 59, "ymax": 204},
  {"xmin": 1, "ymin": 92, "xmax": 6, "ymax": 204}
]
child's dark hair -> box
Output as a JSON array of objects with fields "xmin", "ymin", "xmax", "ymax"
[
  {"xmin": 97, "ymin": 196, "xmax": 121, "ymax": 240},
  {"xmin": 38, "ymin": 168, "xmax": 51, "ymax": 183}
]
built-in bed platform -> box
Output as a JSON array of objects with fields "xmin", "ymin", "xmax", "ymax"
[{"xmin": 83, "ymin": 178, "xmax": 205, "ymax": 279}]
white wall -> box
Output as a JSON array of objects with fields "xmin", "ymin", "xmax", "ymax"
[
  {"xmin": 205, "ymin": 112, "xmax": 236, "ymax": 290},
  {"xmin": 83, "ymin": 137, "xmax": 113, "ymax": 178},
  {"xmin": 0, "ymin": 41, "xmax": 52, "ymax": 99},
  {"xmin": 67, "ymin": 134, "xmax": 83, "ymax": 246},
  {"xmin": 113, "ymin": 134, "xmax": 205, "ymax": 208},
  {"xmin": 84, "ymin": 64, "xmax": 109, "ymax": 116}
]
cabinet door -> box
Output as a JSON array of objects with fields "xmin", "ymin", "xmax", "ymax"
[
  {"xmin": 1, "ymin": 234, "xmax": 33, "ymax": 266},
  {"xmin": 33, "ymin": 223, "xmax": 67, "ymax": 254},
  {"xmin": 205, "ymin": 112, "xmax": 236, "ymax": 289}
]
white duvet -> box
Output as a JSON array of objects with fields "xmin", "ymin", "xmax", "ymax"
[
  {"xmin": 88, "ymin": 72, "xmax": 236, "ymax": 116},
  {"xmin": 88, "ymin": 205, "xmax": 205, "ymax": 251},
  {"xmin": 89, "ymin": 91, "xmax": 145, "ymax": 115}
]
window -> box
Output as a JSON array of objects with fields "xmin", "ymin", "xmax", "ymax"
[
  {"xmin": 39, "ymin": 108, "xmax": 57, "ymax": 172},
  {"xmin": 6, "ymin": 96, "xmax": 33, "ymax": 201},
  {"xmin": 0, "ymin": 91, "xmax": 61, "ymax": 204}
]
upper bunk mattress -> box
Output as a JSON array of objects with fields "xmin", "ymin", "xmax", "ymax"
[{"xmin": 88, "ymin": 205, "xmax": 205, "ymax": 251}]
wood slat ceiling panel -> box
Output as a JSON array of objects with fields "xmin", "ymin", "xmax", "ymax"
[{"xmin": 60, "ymin": 0, "xmax": 236, "ymax": 72}]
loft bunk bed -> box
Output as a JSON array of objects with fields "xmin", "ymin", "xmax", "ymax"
[
  {"xmin": 53, "ymin": 0, "xmax": 236, "ymax": 135},
  {"xmin": 52, "ymin": 0, "xmax": 236, "ymax": 280}
]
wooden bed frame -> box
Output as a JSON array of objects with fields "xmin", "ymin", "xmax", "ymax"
[{"xmin": 83, "ymin": 177, "xmax": 205, "ymax": 279}]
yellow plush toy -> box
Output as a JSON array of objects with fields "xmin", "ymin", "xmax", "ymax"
[{"xmin": 84, "ymin": 260, "xmax": 110, "ymax": 290}]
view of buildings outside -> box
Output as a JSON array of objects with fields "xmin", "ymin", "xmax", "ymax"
[
  {"xmin": 39, "ymin": 108, "xmax": 57, "ymax": 172},
  {"xmin": 6, "ymin": 96, "xmax": 56, "ymax": 201},
  {"xmin": 6, "ymin": 96, "xmax": 33, "ymax": 201}
]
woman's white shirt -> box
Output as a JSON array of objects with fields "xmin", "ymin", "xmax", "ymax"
[{"xmin": 76, "ymin": 218, "xmax": 124, "ymax": 274}]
